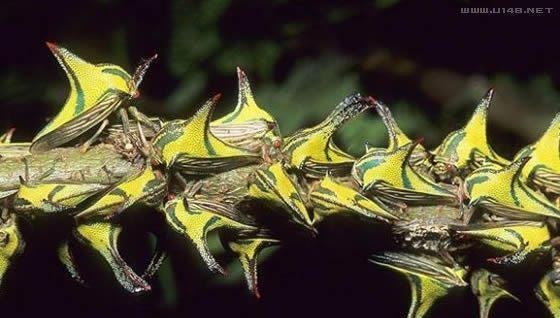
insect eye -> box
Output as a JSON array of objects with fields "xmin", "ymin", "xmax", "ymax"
[{"xmin": 273, "ymin": 139, "xmax": 282, "ymax": 149}]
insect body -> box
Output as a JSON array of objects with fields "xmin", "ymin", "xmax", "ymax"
[
  {"xmin": 282, "ymin": 94, "xmax": 374, "ymax": 178},
  {"xmin": 369, "ymin": 252, "xmax": 467, "ymax": 318},
  {"xmin": 73, "ymin": 221, "xmax": 151, "ymax": 293},
  {"xmin": 432, "ymin": 89, "xmax": 509, "ymax": 179},
  {"xmin": 163, "ymin": 196, "xmax": 257, "ymax": 274},
  {"xmin": 454, "ymin": 221, "xmax": 551, "ymax": 264},
  {"xmin": 470, "ymin": 269, "xmax": 519, "ymax": 318},
  {"xmin": 14, "ymin": 181, "xmax": 107, "ymax": 214},
  {"xmin": 248, "ymin": 163, "xmax": 313, "ymax": 229},
  {"xmin": 373, "ymin": 99, "xmax": 429, "ymax": 167},
  {"xmin": 227, "ymin": 232, "xmax": 279, "ymax": 298},
  {"xmin": 210, "ymin": 67, "xmax": 282, "ymax": 159},
  {"xmin": 151, "ymin": 95, "xmax": 261, "ymax": 175},
  {"xmin": 210, "ymin": 120, "xmax": 278, "ymax": 157},
  {"xmin": 30, "ymin": 43, "xmax": 156, "ymax": 153},
  {"xmin": 74, "ymin": 163, "xmax": 166, "ymax": 222},
  {"xmin": 464, "ymin": 157, "xmax": 560, "ymax": 220},
  {"xmin": 514, "ymin": 113, "xmax": 560, "ymax": 195},
  {"xmin": 535, "ymin": 270, "xmax": 560, "ymax": 318},
  {"xmin": 353, "ymin": 141, "xmax": 457, "ymax": 206},
  {"xmin": 57, "ymin": 241, "xmax": 85, "ymax": 285},
  {"xmin": 310, "ymin": 173, "xmax": 400, "ymax": 223},
  {"xmin": 0, "ymin": 216, "xmax": 24, "ymax": 287}
]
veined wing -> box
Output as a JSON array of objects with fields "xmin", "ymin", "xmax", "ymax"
[
  {"xmin": 31, "ymin": 90, "xmax": 127, "ymax": 153},
  {"xmin": 302, "ymin": 158, "xmax": 354, "ymax": 178},
  {"xmin": 372, "ymin": 181, "xmax": 457, "ymax": 205},
  {"xmin": 479, "ymin": 198, "xmax": 552, "ymax": 220},
  {"xmin": 173, "ymin": 154, "xmax": 261, "ymax": 175}
]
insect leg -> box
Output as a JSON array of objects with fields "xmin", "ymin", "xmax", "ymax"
[
  {"xmin": 185, "ymin": 180, "xmax": 203, "ymax": 197},
  {"xmin": 116, "ymin": 107, "xmax": 135, "ymax": 151},
  {"xmin": 119, "ymin": 107, "xmax": 130, "ymax": 134},
  {"xmin": 22, "ymin": 157, "xmax": 29, "ymax": 182},
  {"xmin": 79, "ymin": 119, "xmax": 109, "ymax": 153},
  {"xmin": 128, "ymin": 106, "xmax": 159, "ymax": 131},
  {"xmin": 173, "ymin": 172, "xmax": 189, "ymax": 191},
  {"xmin": 135, "ymin": 120, "xmax": 152, "ymax": 157}
]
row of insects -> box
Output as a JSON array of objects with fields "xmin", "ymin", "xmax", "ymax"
[{"xmin": 0, "ymin": 42, "xmax": 558, "ymax": 317}]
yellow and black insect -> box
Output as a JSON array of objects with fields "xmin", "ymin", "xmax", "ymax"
[
  {"xmin": 57, "ymin": 240, "xmax": 85, "ymax": 286},
  {"xmin": 373, "ymin": 99, "xmax": 429, "ymax": 167},
  {"xmin": 310, "ymin": 173, "xmax": 400, "ymax": 223},
  {"xmin": 58, "ymin": 221, "xmax": 165, "ymax": 290},
  {"xmin": 514, "ymin": 113, "xmax": 560, "ymax": 195},
  {"xmin": 464, "ymin": 157, "xmax": 560, "ymax": 220},
  {"xmin": 151, "ymin": 95, "xmax": 261, "ymax": 175},
  {"xmin": 248, "ymin": 162, "xmax": 313, "ymax": 229},
  {"xmin": 353, "ymin": 141, "xmax": 457, "ymax": 206},
  {"xmin": 227, "ymin": 231, "xmax": 279, "ymax": 298},
  {"xmin": 30, "ymin": 43, "xmax": 157, "ymax": 153},
  {"xmin": 71, "ymin": 221, "xmax": 151, "ymax": 293},
  {"xmin": 282, "ymin": 93, "xmax": 374, "ymax": 178},
  {"xmin": 535, "ymin": 269, "xmax": 560, "ymax": 318},
  {"xmin": 210, "ymin": 67, "xmax": 282, "ymax": 160},
  {"xmin": 470, "ymin": 269, "xmax": 519, "ymax": 318},
  {"xmin": 163, "ymin": 195, "xmax": 257, "ymax": 274},
  {"xmin": 370, "ymin": 252, "xmax": 467, "ymax": 318},
  {"xmin": 74, "ymin": 163, "xmax": 166, "ymax": 222},
  {"xmin": 0, "ymin": 215, "xmax": 24, "ymax": 288},
  {"xmin": 7, "ymin": 41, "xmax": 560, "ymax": 315},
  {"xmin": 14, "ymin": 179, "xmax": 108, "ymax": 214},
  {"xmin": 453, "ymin": 220, "xmax": 551, "ymax": 264},
  {"xmin": 431, "ymin": 89, "xmax": 509, "ymax": 179}
]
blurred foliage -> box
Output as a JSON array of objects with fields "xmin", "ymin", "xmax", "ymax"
[{"xmin": 1, "ymin": 0, "xmax": 560, "ymax": 315}]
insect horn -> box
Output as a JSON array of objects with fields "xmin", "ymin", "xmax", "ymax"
[
  {"xmin": 320, "ymin": 93, "xmax": 374, "ymax": 133},
  {"xmin": 397, "ymin": 137, "xmax": 424, "ymax": 161},
  {"xmin": 464, "ymin": 88, "xmax": 494, "ymax": 134},
  {"xmin": 130, "ymin": 53, "xmax": 158, "ymax": 98},
  {"xmin": 45, "ymin": 41, "xmax": 59, "ymax": 54},
  {"xmin": 236, "ymin": 66, "xmax": 253, "ymax": 101}
]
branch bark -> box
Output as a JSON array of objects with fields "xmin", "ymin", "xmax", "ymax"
[{"xmin": 0, "ymin": 144, "xmax": 142, "ymax": 197}]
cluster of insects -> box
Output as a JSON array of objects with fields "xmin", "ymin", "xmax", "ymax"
[{"xmin": 0, "ymin": 43, "xmax": 559, "ymax": 318}]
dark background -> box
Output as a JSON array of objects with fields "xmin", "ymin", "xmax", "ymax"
[{"xmin": 1, "ymin": 0, "xmax": 559, "ymax": 317}]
